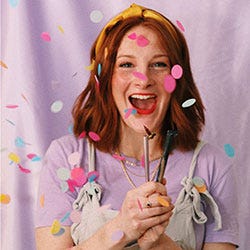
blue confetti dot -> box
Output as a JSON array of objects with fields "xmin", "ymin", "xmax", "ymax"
[
  {"xmin": 224, "ymin": 144, "xmax": 235, "ymax": 158},
  {"xmin": 15, "ymin": 137, "xmax": 25, "ymax": 147},
  {"xmin": 9, "ymin": 0, "xmax": 19, "ymax": 7},
  {"xmin": 68, "ymin": 124, "xmax": 73, "ymax": 134}
]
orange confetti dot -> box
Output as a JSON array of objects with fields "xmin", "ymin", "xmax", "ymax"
[
  {"xmin": 0, "ymin": 194, "xmax": 11, "ymax": 204},
  {"xmin": 195, "ymin": 185, "xmax": 207, "ymax": 193},
  {"xmin": 0, "ymin": 60, "xmax": 8, "ymax": 69},
  {"xmin": 40, "ymin": 194, "xmax": 45, "ymax": 208},
  {"xmin": 157, "ymin": 196, "xmax": 170, "ymax": 207}
]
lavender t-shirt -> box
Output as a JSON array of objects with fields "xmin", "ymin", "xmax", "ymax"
[{"xmin": 35, "ymin": 134, "xmax": 239, "ymax": 249}]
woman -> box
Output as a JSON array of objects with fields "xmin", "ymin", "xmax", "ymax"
[{"xmin": 35, "ymin": 4, "xmax": 239, "ymax": 250}]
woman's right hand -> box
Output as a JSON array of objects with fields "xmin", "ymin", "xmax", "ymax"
[{"xmin": 116, "ymin": 181, "xmax": 174, "ymax": 243}]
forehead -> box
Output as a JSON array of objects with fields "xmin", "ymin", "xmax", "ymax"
[{"xmin": 117, "ymin": 25, "xmax": 166, "ymax": 54}]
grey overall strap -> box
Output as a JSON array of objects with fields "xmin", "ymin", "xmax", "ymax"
[{"xmin": 87, "ymin": 140, "xmax": 95, "ymax": 172}]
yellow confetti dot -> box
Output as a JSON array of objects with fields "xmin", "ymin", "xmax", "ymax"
[
  {"xmin": 50, "ymin": 219, "xmax": 61, "ymax": 235},
  {"xmin": 58, "ymin": 25, "xmax": 64, "ymax": 34},
  {"xmin": 157, "ymin": 196, "xmax": 170, "ymax": 207},
  {"xmin": 40, "ymin": 194, "xmax": 45, "ymax": 208},
  {"xmin": 8, "ymin": 152, "xmax": 20, "ymax": 164},
  {"xmin": 0, "ymin": 194, "xmax": 11, "ymax": 204},
  {"xmin": 195, "ymin": 185, "xmax": 207, "ymax": 193},
  {"xmin": 85, "ymin": 60, "xmax": 95, "ymax": 71},
  {"xmin": 0, "ymin": 60, "xmax": 8, "ymax": 69}
]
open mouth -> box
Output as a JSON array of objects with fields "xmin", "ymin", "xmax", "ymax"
[{"xmin": 129, "ymin": 94, "xmax": 157, "ymax": 115}]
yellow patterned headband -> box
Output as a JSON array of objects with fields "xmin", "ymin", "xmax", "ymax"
[{"xmin": 95, "ymin": 3, "xmax": 176, "ymax": 55}]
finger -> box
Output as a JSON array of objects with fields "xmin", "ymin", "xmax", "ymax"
[
  {"xmin": 144, "ymin": 194, "xmax": 172, "ymax": 208},
  {"xmin": 137, "ymin": 181, "xmax": 167, "ymax": 197}
]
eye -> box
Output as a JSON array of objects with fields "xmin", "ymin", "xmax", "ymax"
[
  {"xmin": 119, "ymin": 62, "xmax": 134, "ymax": 68},
  {"xmin": 150, "ymin": 62, "xmax": 168, "ymax": 68}
]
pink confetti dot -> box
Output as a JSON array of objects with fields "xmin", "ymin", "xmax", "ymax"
[
  {"xmin": 41, "ymin": 32, "xmax": 51, "ymax": 42},
  {"xmin": 6, "ymin": 105, "xmax": 19, "ymax": 109},
  {"xmin": 171, "ymin": 64, "xmax": 183, "ymax": 79},
  {"xmin": 137, "ymin": 35, "xmax": 149, "ymax": 47},
  {"xmin": 137, "ymin": 198, "xmax": 143, "ymax": 211},
  {"xmin": 18, "ymin": 164, "xmax": 31, "ymax": 174},
  {"xmin": 176, "ymin": 20, "xmax": 185, "ymax": 32},
  {"xmin": 164, "ymin": 75, "xmax": 176, "ymax": 93},
  {"xmin": 124, "ymin": 108, "xmax": 137, "ymax": 119},
  {"xmin": 79, "ymin": 131, "xmax": 86, "ymax": 139},
  {"xmin": 71, "ymin": 167, "xmax": 87, "ymax": 186},
  {"xmin": 133, "ymin": 71, "xmax": 148, "ymax": 81},
  {"xmin": 88, "ymin": 131, "xmax": 101, "ymax": 141},
  {"xmin": 112, "ymin": 154, "xmax": 125, "ymax": 161},
  {"xmin": 128, "ymin": 32, "xmax": 137, "ymax": 40}
]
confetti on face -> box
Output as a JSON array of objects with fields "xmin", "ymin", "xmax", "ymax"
[
  {"xmin": 171, "ymin": 64, "xmax": 183, "ymax": 79},
  {"xmin": 18, "ymin": 164, "xmax": 31, "ymax": 174},
  {"xmin": 50, "ymin": 219, "xmax": 61, "ymax": 235},
  {"xmin": 79, "ymin": 131, "xmax": 86, "ymax": 139},
  {"xmin": 58, "ymin": 25, "xmax": 64, "ymax": 34},
  {"xmin": 0, "ymin": 60, "xmax": 8, "ymax": 69},
  {"xmin": 133, "ymin": 71, "xmax": 148, "ymax": 81},
  {"xmin": 128, "ymin": 32, "xmax": 137, "ymax": 40},
  {"xmin": 136, "ymin": 35, "xmax": 150, "ymax": 47},
  {"xmin": 70, "ymin": 210, "xmax": 81, "ymax": 223},
  {"xmin": 41, "ymin": 32, "xmax": 51, "ymax": 42},
  {"xmin": 57, "ymin": 168, "xmax": 71, "ymax": 181},
  {"xmin": 8, "ymin": 152, "xmax": 20, "ymax": 164},
  {"xmin": 40, "ymin": 194, "xmax": 45, "ymax": 208},
  {"xmin": 157, "ymin": 196, "xmax": 170, "ymax": 207},
  {"xmin": 90, "ymin": 10, "xmax": 103, "ymax": 23},
  {"xmin": 50, "ymin": 100, "xmax": 63, "ymax": 113},
  {"xmin": 176, "ymin": 20, "xmax": 185, "ymax": 32},
  {"xmin": 137, "ymin": 198, "xmax": 143, "ymax": 211},
  {"xmin": 124, "ymin": 108, "xmax": 137, "ymax": 119},
  {"xmin": 164, "ymin": 75, "xmax": 176, "ymax": 93},
  {"xmin": 112, "ymin": 154, "xmax": 125, "ymax": 161},
  {"xmin": 0, "ymin": 194, "xmax": 11, "ymax": 204},
  {"xmin": 71, "ymin": 168, "xmax": 87, "ymax": 186},
  {"xmin": 6, "ymin": 104, "xmax": 19, "ymax": 109},
  {"xmin": 68, "ymin": 152, "xmax": 80, "ymax": 165},
  {"xmin": 88, "ymin": 131, "xmax": 101, "ymax": 141},
  {"xmin": 8, "ymin": 0, "xmax": 19, "ymax": 7},
  {"xmin": 182, "ymin": 98, "xmax": 196, "ymax": 108},
  {"xmin": 111, "ymin": 230, "xmax": 124, "ymax": 242},
  {"xmin": 224, "ymin": 144, "xmax": 235, "ymax": 158}
]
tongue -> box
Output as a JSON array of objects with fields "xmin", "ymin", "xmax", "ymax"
[{"xmin": 131, "ymin": 98, "xmax": 155, "ymax": 110}]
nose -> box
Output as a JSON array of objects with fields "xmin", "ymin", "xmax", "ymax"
[{"xmin": 133, "ymin": 70, "xmax": 152, "ymax": 88}]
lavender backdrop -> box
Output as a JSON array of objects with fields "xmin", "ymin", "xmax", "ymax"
[{"xmin": 1, "ymin": 0, "xmax": 249, "ymax": 249}]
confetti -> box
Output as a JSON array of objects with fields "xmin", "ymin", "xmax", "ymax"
[
  {"xmin": 8, "ymin": 0, "xmax": 19, "ymax": 7},
  {"xmin": 15, "ymin": 137, "xmax": 26, "ymax": 147},
  {"xmin": 0, "ymin": 60, "xmax": 8, "ymax": 69},
  {"xmin": 171, "ymin": 64, "xmax": 183, "ymax": 79},
  {"xmin": 141, "ymin": 154, "xmax": 145, "ymax": 168},
  {"xmin": 224, "ymin": 144, "xmax": 235, "ymax": 158},
  {"xmin": 18, "ymin": 164, "xmax": 31, "ymax": 174},
  {"xmin": 157, "ymin": 196, "xmax": 170, "ymax": 207},
  {"xmin": 51, "ymin": 100, "xmax": 63, "ymax": 113},
  {"xmin": 60, "ymin": 211, "xmax": 71, "ymax": 223},
  {"xmin": 8, "ymin": 152, "xmax": 20, "ymax": 164},
  {"xmin": 21, "ymin": 93, "xmax": 29, "ymax": 104},
  {"xmin": 88, "ymin": 131, "xmax": 101, "ymax": 141},
  {"xmin": 67, "ymin": 179, "xmax": 77, "ymax": 192},
  {"xmin": 85, "ymin": 60, "xmax": 95, "ymax": 71},
  {"xmin": 90, "ymin": 10, "xmax": 103, "ymax": 23},
  {"xmin": 133, "ymin": 71, "xmax": 148, "ymax": 81},
  {"xmin": 50, "ymin": 220, "xmax": 61, "ymax": 235},
  {"xmin": 6, "ymin": 104, "xmax": 19, "ymax": 109},
  {"xmin": 111, "ymin": 230, "xmax": 124, "ymax": 242},
  {"xmin": 71, "ymin": 167, "xmax": 87, "ymax": 186},
  {"xmin": 87, "ymin": 171, "xmax": 99, "ymax": 182},
  {"xmin": 70, "ymin": 210, "xmax": 81, "ymax": 223},
  {"xmin": 97, "ymin": 63, "xmax": 102, "ymax": 76},
  {"xmin": 176, "ymin": 20, "xmax": 185, "ymax": 32},
  {"xmin": 128, "ymin": 32, "xmax": 137, "ymax": 40},
  {"xmin": 112, "ymin": 154, "xmax": 125, "ymax": 161},
  {"xmin": 124, "ymin": 108, "xmax": 137, "ymax": 119},
  {"xmin": 27, "ymin": 153, "xmax": 41, "ymax": 161},
  {"xmin": 164, "ymin": 75, "xmax": 176, "ymax": 93},
  {"xmin": 72, "ymin": 72, "xmax": 77, "ymax": 77},
  {"xmin": 192, "ymin": 176, "xmax": 207, "ymax": 193},
  {"xmin": 79, "ymin": 131, "xmax": 86, "ymax": 139},
  {"xmin": 182, "ymin": 98, "xmax": 196, "ymax": 108},
  {"xmin": 137, "ymin": 198, "xmax": 143, "ymax": 211},
  {"xmin": 57, "ymin": 167, "xmax": 70, "ymax": 181},
  {"xmin": 0, "ymin": 194, "xmax": 11, "ymax": 204},
  {"xmin": 68, "ymin": 124, "xmax": 73, "ymax": 134},
  {"xmin": 40, "ymin": 194, "xmax": 45, "ymax": 207},
  {"xmin": 41, "ymin": 32, "xmax": 51, "ymax": 42},
  {"xmin": 58, "ymin": 25, "xmax": 64, "ymax": 34},
  {"xmin": 137, "ymin": 35, "xmax": 149, "ymax": 47},
  {"xmin": 53, "ymin": 228, "xmax": 65, "ymax": 236},
  {"xmin": 5, "ymin": 119, "xmax": 15, "ymax": 126},
  {"xmin": 94, "ymin": 75, "xmax": 100, "ymax": 87},
  {"xmin": 60, "ymin": 181, "xmax": 69, "ymax": 192},
  {"xmin": 68, "ymin": 152, "xmax": 80, "ymax": 165}
]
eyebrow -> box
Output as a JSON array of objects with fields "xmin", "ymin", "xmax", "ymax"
[{"xmin": 116, "ymin": 54, "xmax": 169, "ymax": 59}]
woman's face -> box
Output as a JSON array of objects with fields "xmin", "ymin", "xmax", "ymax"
[{"xmin": 112, "ymin": 25, "xmax": 171, "ymax": 134}]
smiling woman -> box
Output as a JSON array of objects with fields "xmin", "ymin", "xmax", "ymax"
[{"xmin": 35, "ymin": 3, "xmax": 239, "ymax": 250}]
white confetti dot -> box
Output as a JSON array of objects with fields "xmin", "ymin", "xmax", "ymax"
[
  {"xmin": 57, "ymin": 167, "xmax": 70, "ymax": 180},
  {"xmin": 182, "ymin": 98, "xmax": 196, "ymax": 108},
  {"xmin": 90, "ymin": 10, "xmax": 103, "ymax": 23},
  {"xmin": 68, "ymin": 152, "xmax": 80, "ymax": 165},
  {"xmin": 51, "ymin": 100, "xmax": 63, "ymax": 113}
]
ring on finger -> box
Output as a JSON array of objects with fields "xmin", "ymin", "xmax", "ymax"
[{"xmin": 146, "ymin": 200, "xmax": 153, "ymax": 208}]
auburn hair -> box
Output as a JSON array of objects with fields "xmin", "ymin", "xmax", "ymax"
[{"xmin": 72, "ymin": 13, "xmax": 205, "ymax": 153}]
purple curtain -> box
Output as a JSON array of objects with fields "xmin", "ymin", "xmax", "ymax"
[{"xmin": 1, "ymin": 0, "xmax": 249, "ymax": 249}]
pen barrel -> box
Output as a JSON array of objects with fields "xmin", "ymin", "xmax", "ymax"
[{"xmin": 143, "ymin": 136, "xmax": 150, "ymax": 182}]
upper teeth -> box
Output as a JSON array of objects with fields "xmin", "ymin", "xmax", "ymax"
[{"xmin": 131, "ymin": 95, "xmax": 155, "ymax": 100}]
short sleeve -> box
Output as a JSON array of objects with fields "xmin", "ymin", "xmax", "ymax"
[{"xmin": 35, "ymin": 138, "xmax": 80, "ymax": 228}]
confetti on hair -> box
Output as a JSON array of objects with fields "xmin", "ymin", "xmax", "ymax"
[
  {"xmin": 6, "ymin": 104, "xmax": 19, "ymax": 109},
  {"xmin": 128, "ymin": 32, "xmax": 137, "ymax": 40},
  {"xmin": 124, "ymin": 108, "xmax": 137, "ymax": 119},
  {"xmin": 88, "ymin": 131, "xmax": 101, "ymax": 141},
  {"xmin": 0, "ymin": 194, "xmax": 11, "ymax": 204},
  {"xmin": 41, "ymin": 32, "xmax": 51, "ymax": 42},
  {"xmin": 60, "ymin": 211, "xmax": 71, "ymax": 223},
  {"xmin": 137, "ymin": 35, "xmax": 149, "ymax": 47},
  {"xmin": 5, "ymin": 119, "xmax": 15, "ymax": 126},
  {"xmin": 8, "ymin": 152, "xmax": 20, "ymax": 164},
  {"xmin": 182, "ymin": 98, "xmax": 196, "ymax": 108},
  {"xmin": 171, "ymin": 64, "xmax": 183, "ymax": 79},
  {"xmin": 70, "ymin": 210, "xmax": 81, "ymax": 223},
  {"xmin": 18, "ymin": 164, "xmax": 31, "ymax": 174},
  {"xmin": 94, "ymin": 75, "xmax": 100, "ymax": 87},
  {"xmin": 133, "ymin": 71, "xmax": 148, "ymax": 81},
  {"xmin": 224, "ymin": 144, "xmax": 235, "ymax": 158},
  {"xmin": 85, "ymin": 60, "xmax": 95, "ymax": 71},
  {"xmin": 111, "ymin": 230, "xmax": 124, "ymax": 242},
  {"xmin": 137, "ymin": 198, "xmax": 143, "ymax": 211},
  {"xmin": 0, "ymin": 60, "xmax": 8, "ymax": 69},
  {"xmin": 58, "ymin": 25, "xmax": 64, "ymax": 34},
  {"xmin": 79, "ymin": 131, "xmax": 86, "ymax": 139},
  {"xmin": 104, "ymin": 47, "xmax": 108, "ymax": 59},
  {"xmin": 157, "ymin": 196, "xmax": 170, "ymax": 207},
  {"xmin": 176, "ymin": 20, "xmax": 185, "ymax": 32},
  {"xmin": 112, "ymin": 154, "xmax": 125, "ymax": 161},
  {"xmin": 68, "ymin": 152, "xmax": 80, "ymax": 165},
  {"xmin": 97, "ymin": 63, "xmax": 102, "ymax": 76},
  {"xmin": 164, "ymin": 75, "xmax": 176, "ymax": 93},
  {"xmin": 40, "ymin": 194, "xmax": 45, "ymax": 208}
]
